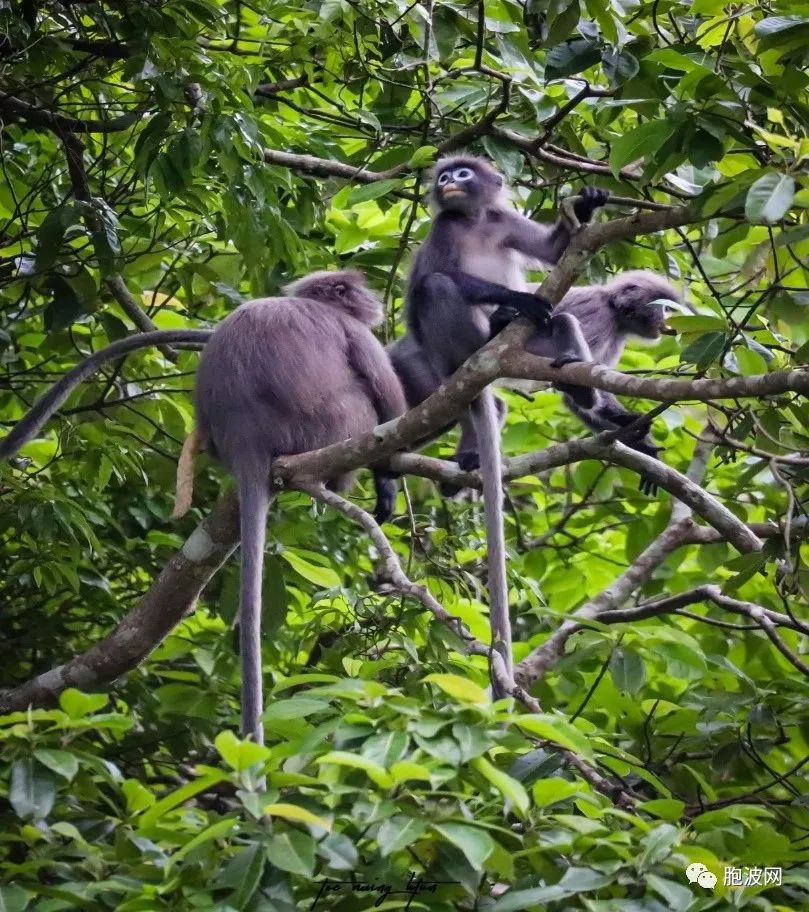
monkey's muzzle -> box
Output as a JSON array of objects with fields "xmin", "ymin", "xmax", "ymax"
[
  {"xmin": 442, "ymin": 183, "xmax": 465, "ymax": 198},
  {"xmin": 660, "ymin": 325, "xmax": 677, "ymax": 336}
]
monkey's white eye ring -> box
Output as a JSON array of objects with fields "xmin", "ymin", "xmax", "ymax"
[
  {"xmin": 437, "ymin": 172, "xmax": 451, "ymax": 186},
  {"xmin": 454, "ymin": 168, "xmax": 473, "ymax": 181}
]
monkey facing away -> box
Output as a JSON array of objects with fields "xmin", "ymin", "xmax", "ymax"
[
  {"xmin": 400, "ymin": 154, "xmax": 609, "ymax": 694},
  {"xmin": 0, "ymin": 271, "xmax": 406, "ymax": 744},
  {"xmin": 193, "ymin": 270, "xmax": 406, "ymax": 742}
]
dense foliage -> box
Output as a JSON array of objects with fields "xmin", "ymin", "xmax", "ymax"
[{"xmin": 1, "ymin": 0, "xmax": 808, "ymax": 909}]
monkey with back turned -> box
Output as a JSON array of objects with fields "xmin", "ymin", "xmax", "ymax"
[{"xmin": 0, "ymin": 270, "xmax": 407, "ymax": 744}]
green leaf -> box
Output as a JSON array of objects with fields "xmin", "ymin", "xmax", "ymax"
[
  {"xmin": 377, "ymin": 816, "xmax": 428, "ymax": 856},
  {"xmin": 346, "ymin": 178, "xmax": 403, "ymax": 205},
  {"xmin": 532, "ymin": 778, "xmax": 580, "ymax": 807},
  {"xmin": 667, "ymin": 314, "xmax": 727, "ymax": 333},
  {"xmin": 317, "ymin": 833, "xmax": 359, "ymax": 871},
  {"xmin": 471, "ymin": 757, "xmax": 530, "ymax": 817},
  {"xmin": 609, "ymin": 121, "xmax": 675, "ymax": 176},
  {"xmin": 432, "ymin": 823, "xmax": 495, "ymax": 870},
  {"xmin": 745, "ymin": 173, "xmax": 795, "ymax": 224},
  {"xmin": 33, "ymin": 748, "xmax": 79, "ymax": 782},
  {"xmin": 280, "ymin": 551, "xmax": 340, "ymax": 588},
  {"xmin": 0, "ymin": 886, "xmax": 29, "ymax": 912},
  {"xmin": 754, "ymin": 16, "xmax": 809, "ymax": 38},
  {"xmin": 609, "ymin": 647, "xmax": 646, "ymax": 694},
  {"xmin": 59, "ymin": 689, "xmax": 109, "ymax": 718},
  {"xmin": 139, "ymin": 771, "xmax": 229, "ymax": 828},
  {"xmin": 409, "ymin": 145, "xmax": 438, "ymax": 167},
  {"xmin": 639, "ymin": 823, "xmax": 680, "ymax": 870},
  {"xmin": 492, "ymin": 867, "xmax": 614, "ymax": 910},
  {"xmin": 9, "ymin": 759, "xmax": 57, "ymax": 821},
  {"xmin": 214, "ymin": 730, "xmax": 271, "ymax": 771},
  {"xmin": 545, "ymin": 39, "xmax": 601, "ymax": 80},
  {"xmin": 34, "ymin": 205, "xmax": 77, "ymax": 274},
  {"xmin": 264, "ymin": 803, "xmax": 331, "ymax": 830},
  {"xmin": 265, "ymin": 831, "xmax": 316, "ymax": 876},
  {"xmin": 315, "ymin": 751, "xmax": 393, "ymax": 788},
  {"xmin": 680, "ymin": 331, "xmax": 727, "ymax": 369},
  {"xmin": 515, "ymin": 714, "xmax": 594, "ymax": 759},
  {"xmin": 423, "ymin": 673, "xmax": 489, "ymax": 705}
]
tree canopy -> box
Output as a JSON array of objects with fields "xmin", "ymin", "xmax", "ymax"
[{"xmin": 1, "ymin": 1, "xmax": 808, "ymax": 909}]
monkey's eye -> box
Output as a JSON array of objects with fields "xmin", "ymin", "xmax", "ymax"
[
  {"xmin": 454, "ymin": 168, "xmax": 474, "ymax": 182},
  {"xmin": 437, "ymin": 172, "xmax": 451, "ymax": 186},
  {"xmin": 334, "ymin": 284, "xmax": 346, "ymax": 296}
]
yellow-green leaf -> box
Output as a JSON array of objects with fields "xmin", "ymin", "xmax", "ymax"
[
  {"xmin": 423, "ymin": 674, "xmax": 490, "ymax": 705},
  {"xmin": 472, "ymin": 757, "xmax": 529, "ymax": 817},
  {"xmin": 515, "ymin": 714, "xmax": 594, "ymax": 760},
  {"xmin": 264, "ymin": 803, "xmax": 331, "ymax": 830}
]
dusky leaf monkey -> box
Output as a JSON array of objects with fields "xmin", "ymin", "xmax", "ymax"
[
  {"xmin": 191, "ymin": 269, "xmax": 406, "ymax": 743},
  {"xmin": 398, "ymin": 153, "xmax": 609, "ymax": 694},
  {"xmin": 495, "ymin": 269, "xmax": 682, "ymax": 484},
  {"xmin": 0, "ymin": 271, "xmax": 406, "ymax": 745}
]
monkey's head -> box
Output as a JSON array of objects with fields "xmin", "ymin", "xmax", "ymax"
[
  {"xmin": 608, "ymin": 271, "xmax": 681, "ymax": 340},
  {"xmin": 431, "ymin": 154, "xmax": 507, "ymax": 214},
  {"xmin": 283, "ymin": 269, "xmax": 383, "ymax": 326}
]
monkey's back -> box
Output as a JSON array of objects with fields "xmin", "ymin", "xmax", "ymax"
[{"xmin": 195, "ymin": 297, "xmax": 379, "ymax": 474}]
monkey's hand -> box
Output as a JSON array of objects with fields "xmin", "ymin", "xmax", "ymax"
[
  {"xmin": 489, "ymin": 305, "xmax": 520, "ymax": 339},
  {"xmin": 624, "ymin": 434, "xmax": 663, "ymax": 496},
  {"xmin": 573, "ymin": 187, "xmax": 610, "ymax": 224},
  {"xmin": 499, "ymin": 290, "xmax": 553, "ymax": 331}
]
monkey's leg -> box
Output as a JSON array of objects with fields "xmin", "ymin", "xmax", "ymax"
[
  {"xmin": 372, "ymin": 469, "xmax": 398, "ymax": 523},
  {"xmin": 440, "ymin": 397, "xmax": 508, "ymax": 497},
  {"xmin": 526, "ymin": 313, "xmax": 597, "ymax": 409}
]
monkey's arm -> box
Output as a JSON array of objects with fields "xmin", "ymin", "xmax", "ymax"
[
  {"xmin": 502, "ymin": 187, "xmax": 610, "ymax": 264},
  {"xmin": 431, "ymin": 270, "xmax": 553, "ymax": 328},
  {"xmin": 0, "ymin": 329, "xmax": 211, "ymax": 460}
]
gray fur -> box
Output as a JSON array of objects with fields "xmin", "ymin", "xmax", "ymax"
[
  {"xmin": 403, "ymin": 153, "xmax": 594, "ymax": 699},
  {"xmin": 195, "ymin": 269, "xmax": 406, "ymax": 742}
]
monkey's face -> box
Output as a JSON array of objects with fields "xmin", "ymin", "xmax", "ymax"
[{"xmin": 434, "ymin": 161, "xmax": 501, "ymax": 213}]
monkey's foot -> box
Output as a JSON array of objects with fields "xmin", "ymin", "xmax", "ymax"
[
  {"xmin": 556, "ymin": 380, "xmax": 596, "ymax": 410},
  {"xmin": 550, "ymin": 354, "xmax": 582, "ymax": 369},
  {"xmin": 456, "ymin": 451, "xmax": 481, "ymax": 472}
]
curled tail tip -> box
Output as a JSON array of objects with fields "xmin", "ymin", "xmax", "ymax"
[{"xmin": 172, "ymin": 428, "xmax": 201, "ymax": 519}]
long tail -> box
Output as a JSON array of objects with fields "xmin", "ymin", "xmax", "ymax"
[
  {"xmin": 473, "ymin": 388, "xmax": 513, "ymax": 698},
  {"xmin": 237, "ymin": 467, "xmax": 271, "ymax": 744},
  {"xmin": 0, "ymin": 329, "xmax": 212, "ymax": 461},
  {"xmin": 171, "ymin": 427, "xmax": 201, "ymax": 518}
]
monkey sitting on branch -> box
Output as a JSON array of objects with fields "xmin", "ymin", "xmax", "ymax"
[
  {"xmin": 389, "ymin": 153, "xmax": 609, "ymax": 695},
  {"xmin": 0, "ymin": 270, "xmax": 407, "ymax": 744},
  {"xmin": 493, "ymin": 269, "xmax": 682, "ymax": 477}
]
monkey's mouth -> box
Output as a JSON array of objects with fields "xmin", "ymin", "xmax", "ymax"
[
  {"xmin": 442, "ymin": 185, "xmax": 466, "ymax": 198},
  {"xmin": 660, "ymin": 325, "xmax": 677, "ymax": 335}
]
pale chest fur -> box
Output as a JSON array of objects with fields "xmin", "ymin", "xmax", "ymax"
[{"xmin": 456, "ymin": 211, "xmax": 528, "ymax": 291}]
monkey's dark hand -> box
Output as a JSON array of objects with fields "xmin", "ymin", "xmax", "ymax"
[
  {"xmin": 489, "ymin": 305, "xmax": 520, "ymax": 339},
  {"xmin": 500, "ymin": 290, "xmax": 553, "ymax": 331},
  {"xmin": 573, "ymin": 187, "xmax": 610, "ymax": 224},
  {"xmin": 625, "ymin": 436, "xmax": 663, "ymax": 496},
  {"xmin": 438, "ymin": 450, "xmax": 478, "ymax": 497}
]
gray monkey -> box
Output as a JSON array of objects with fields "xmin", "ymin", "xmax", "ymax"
[
  {"xmin": 396, "ymin": 271, "xmax": 679, "ymax": 495},
  {"xmin": 400, "ymin": 154, "xmax": 609, "ymax": 695},
  {"xmin": 0, "ymin": 271, "xmax": 406, "ymax": 744},
  {"xmin": 193, "ymin": 269, "xmax": 405, "ymax": 742}
]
